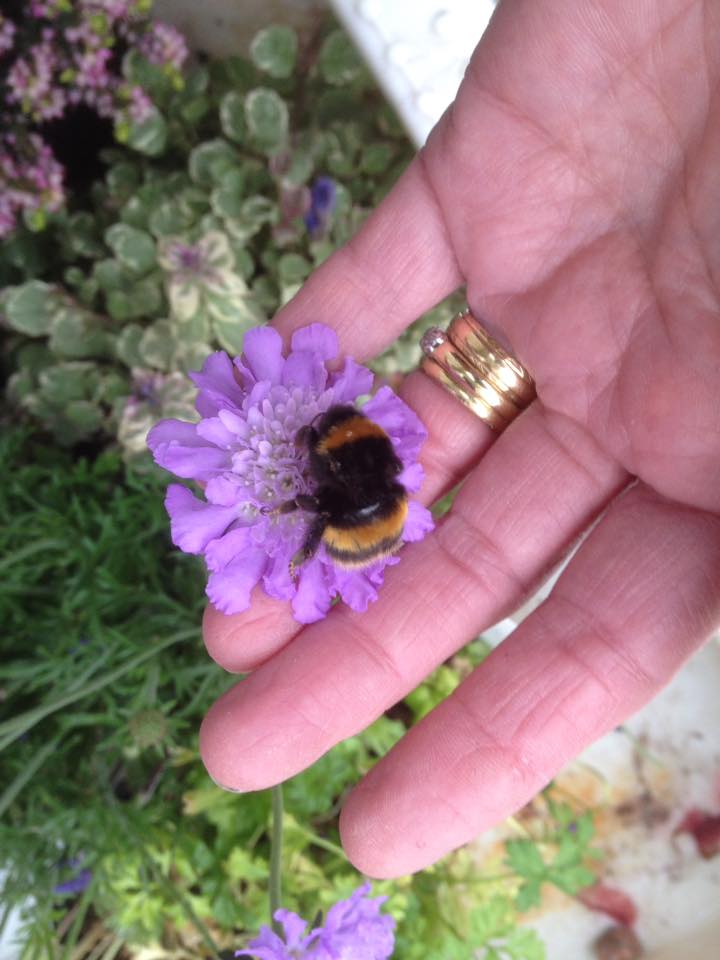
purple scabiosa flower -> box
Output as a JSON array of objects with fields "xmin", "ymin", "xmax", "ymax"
[
  {"xmin": 238, "ymin": 883, "xmax": 395, "ymax": 960},
  {"xmin": 147, "ymin": 324, "xmax": 434, "ymax": 624},
  {"xmin": 304, "ymin": 176, "xmax": 337, "ymax": 237}
]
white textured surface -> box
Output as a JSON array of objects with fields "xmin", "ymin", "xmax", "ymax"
[{"xmin": 330, "ymin": 0, "xmax": 497, "ymax": 145}]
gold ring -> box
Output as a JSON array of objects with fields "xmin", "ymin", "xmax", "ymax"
[{"xmin": 420, "ymin": 310, "xmax": 536, "ymax": 431}]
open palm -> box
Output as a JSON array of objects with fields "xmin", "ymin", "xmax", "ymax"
[{"xmin": 199, "ymin": 0, "xmax": 720, "ymax": 877}]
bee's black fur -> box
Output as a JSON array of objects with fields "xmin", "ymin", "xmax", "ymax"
[{"xmin": 286, "ymin": 404, "xmax": 408, "ymax": 571}]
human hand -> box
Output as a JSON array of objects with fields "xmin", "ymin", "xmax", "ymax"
[{"xmin": 199, "ymin": 0, "xmax": 720, "ymax": 877}]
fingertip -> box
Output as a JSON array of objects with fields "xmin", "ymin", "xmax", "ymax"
[
  {"xmin": 199, "ymin": 685, "xmax": 263, "ymax": 793},
  {"xmin": 202, "ymin": 592, "xmax": 298, "ymax": 673},
  {"xmin": 339, "ymin": 775, "xmax": 427, "ymax": 880}
]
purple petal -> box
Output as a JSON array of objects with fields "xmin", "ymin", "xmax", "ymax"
[
  {"xmin": 291, "ymin": 322, "xmax": 338, "ymax": 361},
  {"xmin": 403, "ymin": 500, "xmax": 434, "ymax": 542},
  {"xmin": 165, "ymin": 485, "xmax": 238, "ymax": 553},
  {"xmin": 320, "ymin": 884, "xmax": 395, "ymax": 960},
  {"xmin": 148, "ymin": 419, "xmax": 229, "ymax": 480},
  {"xmin": 291, "ymin": 557, "xmax": 333, "ymax": 623},
  {"xmin": 206, "ymin": 549, "xmax": 267, "ymax": 614},
  {"xmin": 274, "ymin": 909, "xmax": 311, "ymax": 949},
  {"xmin": 330, "ymin": 357, "xmax": 374, "ymax": 403},
  {"xmin": 333, "ymin": 566, "xmax": 382, "ymax": 613},
  {"xmin": 242, "ymin": 326, "xmax": 284, "ymax": 383},
  {"xmin": 204, "ymin": 474, "xmax": 246, "ymax": 506},
  {"xmin": 263, "ymin": 552, "xmax": 296, "ymax": 601},
  {"xmin": 282, "ymin": 349, "xmax": 328, "ymax": 391},
  {"xmin": 196, "ymin": 416, "xmax": 237, "ymax": 448},
  {"xmin": 238, "ymin": 925, "xmax": 291, "ymax": 960},
  {"xmin": 205, "ymin": 526, "xmax": 253, "ymax": 571},
  {"xmin": 397, "ymin": 462, "xmax": 425, "ymax": 493},
  {"xmin": 189, "ymin": 351, "xmax": 246, "ymax": 416}
]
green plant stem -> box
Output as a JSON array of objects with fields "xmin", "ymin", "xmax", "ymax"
[
  {"xmin": 292, "ymin": 822, "xmax": 345, "ymax": 858},
  {"xmin": 270, "ymin": 783, "xmax": 284, "ymax": 935}
]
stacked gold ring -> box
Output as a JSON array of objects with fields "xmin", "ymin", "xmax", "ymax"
[{"xmin": 420, "ymin": 310, "xmax": 536, "ymax": 431}]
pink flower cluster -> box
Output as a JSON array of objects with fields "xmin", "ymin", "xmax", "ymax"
[
  {"xmin": 138, "ymin": 21, "xmax": 188, "ymax": 71},
  {"xmin": 0, "ymin": 16, "xmax": 16, "ymax": 57},
  {"xmin": 0, "ymin": 132, "xmax": 64, "ymax": 237},
  {"xmin": 1, "ymin": 3, "xmax": 189, "ymax": 238}
]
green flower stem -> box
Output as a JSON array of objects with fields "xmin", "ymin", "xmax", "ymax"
[
  {"xmin": 270, "ymin": 783, "xmax": 284, "ymax": 934},
  {"xmin": 292, "ymin": 822, "xmax": 345, "ymax": 859}
]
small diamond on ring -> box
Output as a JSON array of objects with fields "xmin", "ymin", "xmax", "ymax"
[{"xmin": 420, "ymin": 327, "xmax": 446, "ymax": 355}]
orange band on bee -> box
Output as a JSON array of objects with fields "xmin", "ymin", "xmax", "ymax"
[
  {"xmin": 322, "ymin": 499, "xmax": 408, "ymax": 554},
  {"xmin": 316, "ymin": 415, "xmax": 388, "ymax": 453}
]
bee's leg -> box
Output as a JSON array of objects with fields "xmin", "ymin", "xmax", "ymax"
[
  {"xmin": 263, "ymin": 494, "xmax": 320, "ymax": 517},
  {"xmin": 289, "ymin": 513, "xmax": 328, "ymax": 579}
]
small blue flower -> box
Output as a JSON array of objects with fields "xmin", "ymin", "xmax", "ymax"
[
  {"xmin": 54, "ymin": 867, "xmax": 92, "ymax": 896},
  {"xmin": 304, "ymin": 176, "xmax": 336, "ymax": 236},
  {"xmin": 310, "ymin": 176, "xmax": 336, "ymax": 216}
]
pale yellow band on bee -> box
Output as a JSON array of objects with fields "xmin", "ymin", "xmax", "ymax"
[{"xmin": 322, "ymin": 498, "xmax": 408, "ymax": 562}]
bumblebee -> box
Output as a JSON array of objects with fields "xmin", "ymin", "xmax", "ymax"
[{"xmin": 280, "ymin": 404, "xmax": 408, "ymax": 573}]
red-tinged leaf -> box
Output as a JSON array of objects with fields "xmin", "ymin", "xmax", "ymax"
[
  {"xmin": 675, "ymin": 808, "xmax": 720, "ymax": 859},
  {"xmin": 577, "ymin": 883, "xmax": 637, "ymax": 926}
]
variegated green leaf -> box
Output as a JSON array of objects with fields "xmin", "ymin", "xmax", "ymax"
[
  {"xmin": 105, "ymin": 224, "xmax": 156, "ymax": 274},
  {"xmin": 115, "ymin": 323, "xmax": 145, "ymax": 367},
  {"xmin": 210, "ymin": 294, "xmax": 265, "ymax": 353},
  {"xmin": 198, "ymin": 231, "xmax": 236, "ymax": 272},
  {"xmin": 4, "ymin": 281, "xmax": 64, "ymax": 336},
  {"xmin": 189, "ymin": 139, "xmax": 238, "ymax": 187},
  {"xmin": 125, "ymin": 109, "xmax": 168, "ymax": 157},
  {"xmin": 148, "ymin": 199, "xmax": 196, "ymax": 237},
  {"xmin": 167, "ymin": 276, "xmax": 201, "ymax": 321},
  {"xmin": 139, "ymin": 320, "xmax": 175, "ymax": 370},
  {"xmin": 49, "ymin": 306, "xmax": 113, "ymax": 359},
  {"xmin": 245, "ymin": 87, "xmax": 289, "ymax": 154},
  {"xmin": 219, "ymin": 90, "xmax": 247, "ymax": 144},
  {"xmin": 250, "ymin": 26, "xmax": 297, "ymax": 79}
]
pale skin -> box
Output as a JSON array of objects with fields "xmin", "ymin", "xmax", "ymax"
[{"xmin": 199, "ymin": 0, "xmax": 720, "ymax": 877}]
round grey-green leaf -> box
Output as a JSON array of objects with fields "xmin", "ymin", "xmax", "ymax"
[
  {"xmin": 250, "ymin": 25, "xmax": 297, "ymax": 79},
  {"xmin": 49, "ymin": 307, "xmax": 113, "ymax": 359},
  {"xmin": 4, "ymin": 281, "xmax": 61, "ymax": 336},
  {"xmin": 189, "ymin": 139, "xmax": 238, "ymax": 187},
  {"xmin": 278, "ymin": 253, "xmax": 311, "ymax": 284},
  {"xmin": 139, "ymin": 320, "xmax": 175, "ymax": 371},
  {"xmin": 219, "ymin": 90, "xmax": 247, "ymax": 144},
  {"xmin": 318, "ymin": 30, "xmax": 365, "ymax": 86},
  {"xmin": 126, "ymin": 109, "xmax": 168, "ymax": 157},
  {"xmin": 245, "ymin": 87, "xmax": 289, "ymax": 155},
  {"xmin": 211, "ymin": 295, "xmax": 266, "ymax": 353},
  {"xmin": 115, "ymin": 323, "xmax": 145, "ymax": 367},
  {"xmin": 105, "ymin": 224, "xmax": 156, "ymax": 275}
]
